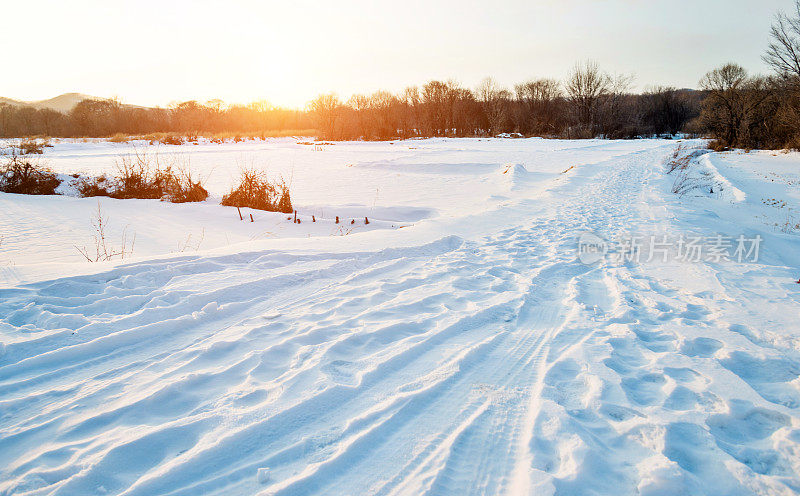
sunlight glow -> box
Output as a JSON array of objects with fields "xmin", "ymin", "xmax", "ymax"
[{"xmin": 0, "ymin": 0, "xmax": 794, "ymax": 107}]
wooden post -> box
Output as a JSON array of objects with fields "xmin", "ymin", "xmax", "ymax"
[
  {"xmin": 335, "ymin": 216, "xmax": 339, "ymax": 224},
  {"xmin": 294, "ymin": 210, "xmax": 297, "ymax": 223},
  {"xmin": 365, "ymin": 217, "xmax": 369, "ymax": 225},
  {"xmin": 236, "ymin": 207, "xmax": 243, "ymax": 221},
  {"xmin": 312, "ymin": 215, "xmax": 316, "ymax": 222},
  {"xmin": 250, "ymin": 213, "xmax": 254, "ymax": 222}
]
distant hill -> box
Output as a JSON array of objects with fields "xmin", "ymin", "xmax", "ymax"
[
  {"xmin": 0, "ymin": 93, "xmax": 106, "ymax": 113},
  {"xmin": 0, "ymin": 97, "xmax": 26, "ymax": 107}
]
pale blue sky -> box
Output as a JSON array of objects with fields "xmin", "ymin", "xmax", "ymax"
[{"xmin": 1, "ymin": 0, "xmax": 795, "ymax": 107}]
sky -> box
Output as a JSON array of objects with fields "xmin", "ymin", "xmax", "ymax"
[{"xmin": 1, "ymin": 0, "xmax": 796, "ymax": 109}]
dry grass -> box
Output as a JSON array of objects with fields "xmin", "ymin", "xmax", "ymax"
[
  {"xmin": 105, "ymin": 129, "xmax": 316, "ymax": 144},
  {"xmin": 137, "ymin": 133, "xmax": 189, "ymax": 145}
]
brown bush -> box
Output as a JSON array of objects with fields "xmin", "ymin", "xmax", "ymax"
[
  {"xmin": 132, "ymin": 132, "xmax": 186, "ymax": 146},
  {"xmin": 9, "ymin": 139, "xmax": 52, "ymax": 155},
  {"xmin": 77, "ymin": 150, "xmax": 208, "ymax": 202},
  {"xmin": 783, "ymin": 133, "xmax": 800, "ymax": 151},
  {"xmin": 221, "ymin": 168, "xmax": 292, "ymax": 213},
  {"xmin": 0, "ymin": 155, "xmax": 61, "ymax": 195},
  {"xmin": 75, "ymin": 174, "xmax": 113, "ymax": 197},
  {"xmin": 165, "ymin": 168, "xmax": 208, "ymax": 203},
  {"xmin": 160, "ymin": 134, "xmax": 185, "ymax": 146},
  {"xmin": 708, "ymin": 139, "xmax": 729, "ymax": 152}
]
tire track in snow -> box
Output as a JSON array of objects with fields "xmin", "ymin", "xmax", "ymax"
[{"xmin": 11, "ymin": 143, "xmax": 785, "ymax": 496}]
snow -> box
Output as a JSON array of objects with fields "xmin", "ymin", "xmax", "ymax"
[{"xmin": 1, "ymin": 138, "xmax": 799, "ymax": 495}]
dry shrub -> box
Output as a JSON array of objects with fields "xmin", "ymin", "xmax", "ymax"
[
  {"xmin": 2, "ymin": 139, "xmax": 52, "ymax": 155},
  {"xmin": 222, "ymin": 168, "xmax": 292, "ymax": 213},
  {"xmin": 135, "ymin": 133, "xmax": 160, "ymax": 144},
  {"xmin": 77, "ymin": 150, "xmax": 208, "ymax": 202},
  {"xmin": 166, "ymin": 168, "xmax": 208, "ymax": 203},
  {"xmin": 76, "ymin": 174, "xmax": 114, "ymax": 197},
  {"xmin": 783, "ymin": 134, "xmax": 800, "ymax": 151},
  {"xmin": 0, "ymin": 155, "xmax": 61, "ymax": 195},
  {"xmin": 113, "ymin": 130, "xmax": 315, "ymax": 145},
  {"xmin": 666, "ymin": 154, "xmax": 693, "ymax": 174},
  {"xmin": 200, "ymin": 130, "xmax": 317, "ymax": 141},
  {"xmin": 114, "ymin": 152, "xmax": 208, "ymax": 202},
  {"xmin": 236, "ymin": 129, "xmax": 314, "ymax": 139},
  {"xmin": 666, "ymin": 146, "xmax": 711, "ymax": 175},
  {"xmin": 113, "ymin": 152, "xmax": 169, "ymax": 199},
  {"xmin": 160, "ymin": 134, "xmax": 186, "ymax": 145},
  {"xmin": 671, "ymin": 170, "xmax": 716, "ymax": 196},
  {"xmin": 19, "ymin": 139, "xmax": 51, "ymax": 155},
  {"xmin": 132, "ymin": 132, "xmax": 186, "ymax": 146},
  {"xmin": 671, "ymin": 171, "xmax": 694, "ymax": 195},
  {"xmin": 708, "ymin": 139, "xmax": 729, "ymax": 152}
]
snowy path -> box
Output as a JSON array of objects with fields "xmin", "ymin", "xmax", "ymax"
[{"xmin": 1, "ymin": 141, "xmax": 799, "ymax": 495}]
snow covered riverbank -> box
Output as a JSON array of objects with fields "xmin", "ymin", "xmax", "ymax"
[{"xmin": 1, "ymin": 138, "xmax": 798, "ymax": 495}]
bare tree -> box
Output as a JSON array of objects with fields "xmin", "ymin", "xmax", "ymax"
[
  {"xmin": 699, "ymin": 63, "xmax": 776, "ymax": 148},
  {"xmin": 347, "ymin": 94, "xmax": 370, "ymax": 139},
  {"xmin": 763, "ymin": 0, "xmax": 800, "ymax": 147},
  {"xmin": 399, "ymin": 86, "xmax": 422, "ymax": 137},
  {"xmin": 421, "ymin": 81, "xmax": 451, "ymax": 136},
  {"xmin": 598, "ymin": 73, "xmax": 635, "ymax": 138},
  {"xmin": 515, "ymin": 79, "xmax": 561, "ymax": 104},
  {"xmin": 514, "ymin": 79, "xmax": 562, "ymax": 135},
  {"xmin": 451, "ymin": 86, "xmax": 480, "ymax": 136},
  {"xmin": 476, "ymin": 78, "xmax": 511, "ymax": 135},
  {"xmin": 368, "ymin": 91, "xmax": 396, "ymax": 139},
  {"xmin": 565, "ymin": 61, "xmax": 611, "ymax": 137},
  {"xmin": 764, "ymin": 0, "xmax": 800, "ymax": 79},
  {"xmin": 640, "ymin": 86, "xmax": 692, "ymax": 136},
  {"xmin": 308, "ymin": 94, "xmax": 342, "ymax": 139}
]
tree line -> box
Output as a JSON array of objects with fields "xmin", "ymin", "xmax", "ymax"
[
  {"xmin": 0, "ymin": 71, "xmax": 704, "ymax": 141},
  {"xmin": 307, "ymin": 70, "xmax": 704, "ymax": 141},
  {"xmin": 695, "ymin": 1, "xmax": 800, "ymax": 150},
  {"xmin": 0, "ymin": 99, "xmax": 311, "ymax": 138},
  {"xmin": 307, "ymin": 0, "xmax": 800, "ymax": 150},
  {"xmin": 4, "ymin": 1, "xmax": 800, "ymax": 150}
]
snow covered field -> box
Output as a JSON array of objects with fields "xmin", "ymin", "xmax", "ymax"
[{"xmin": 1, "ymin": 138, "xmax": 799, "ymax": 495}]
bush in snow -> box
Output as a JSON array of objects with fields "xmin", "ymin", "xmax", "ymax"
[
  {"xmin": 0, "ymin": 155, "xmax": 61, "ymax": 195},
  {"xmin": 221, "ymin": 168, "xmax": 292, "ymax": 213},
  {"xmin": 75, "ymin": 174, "xmax": 114, "ymax": 197},
  {"xmin": 77, "ymin": 150, "xmax": 208, "ymax": 203},
  {"xmin": 0, "ymin": 139, "xmax": 53, "ymax": 156},
  {"xmin": 12, "ymin": 139, "xmax": 52, "ymax": 155}
]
